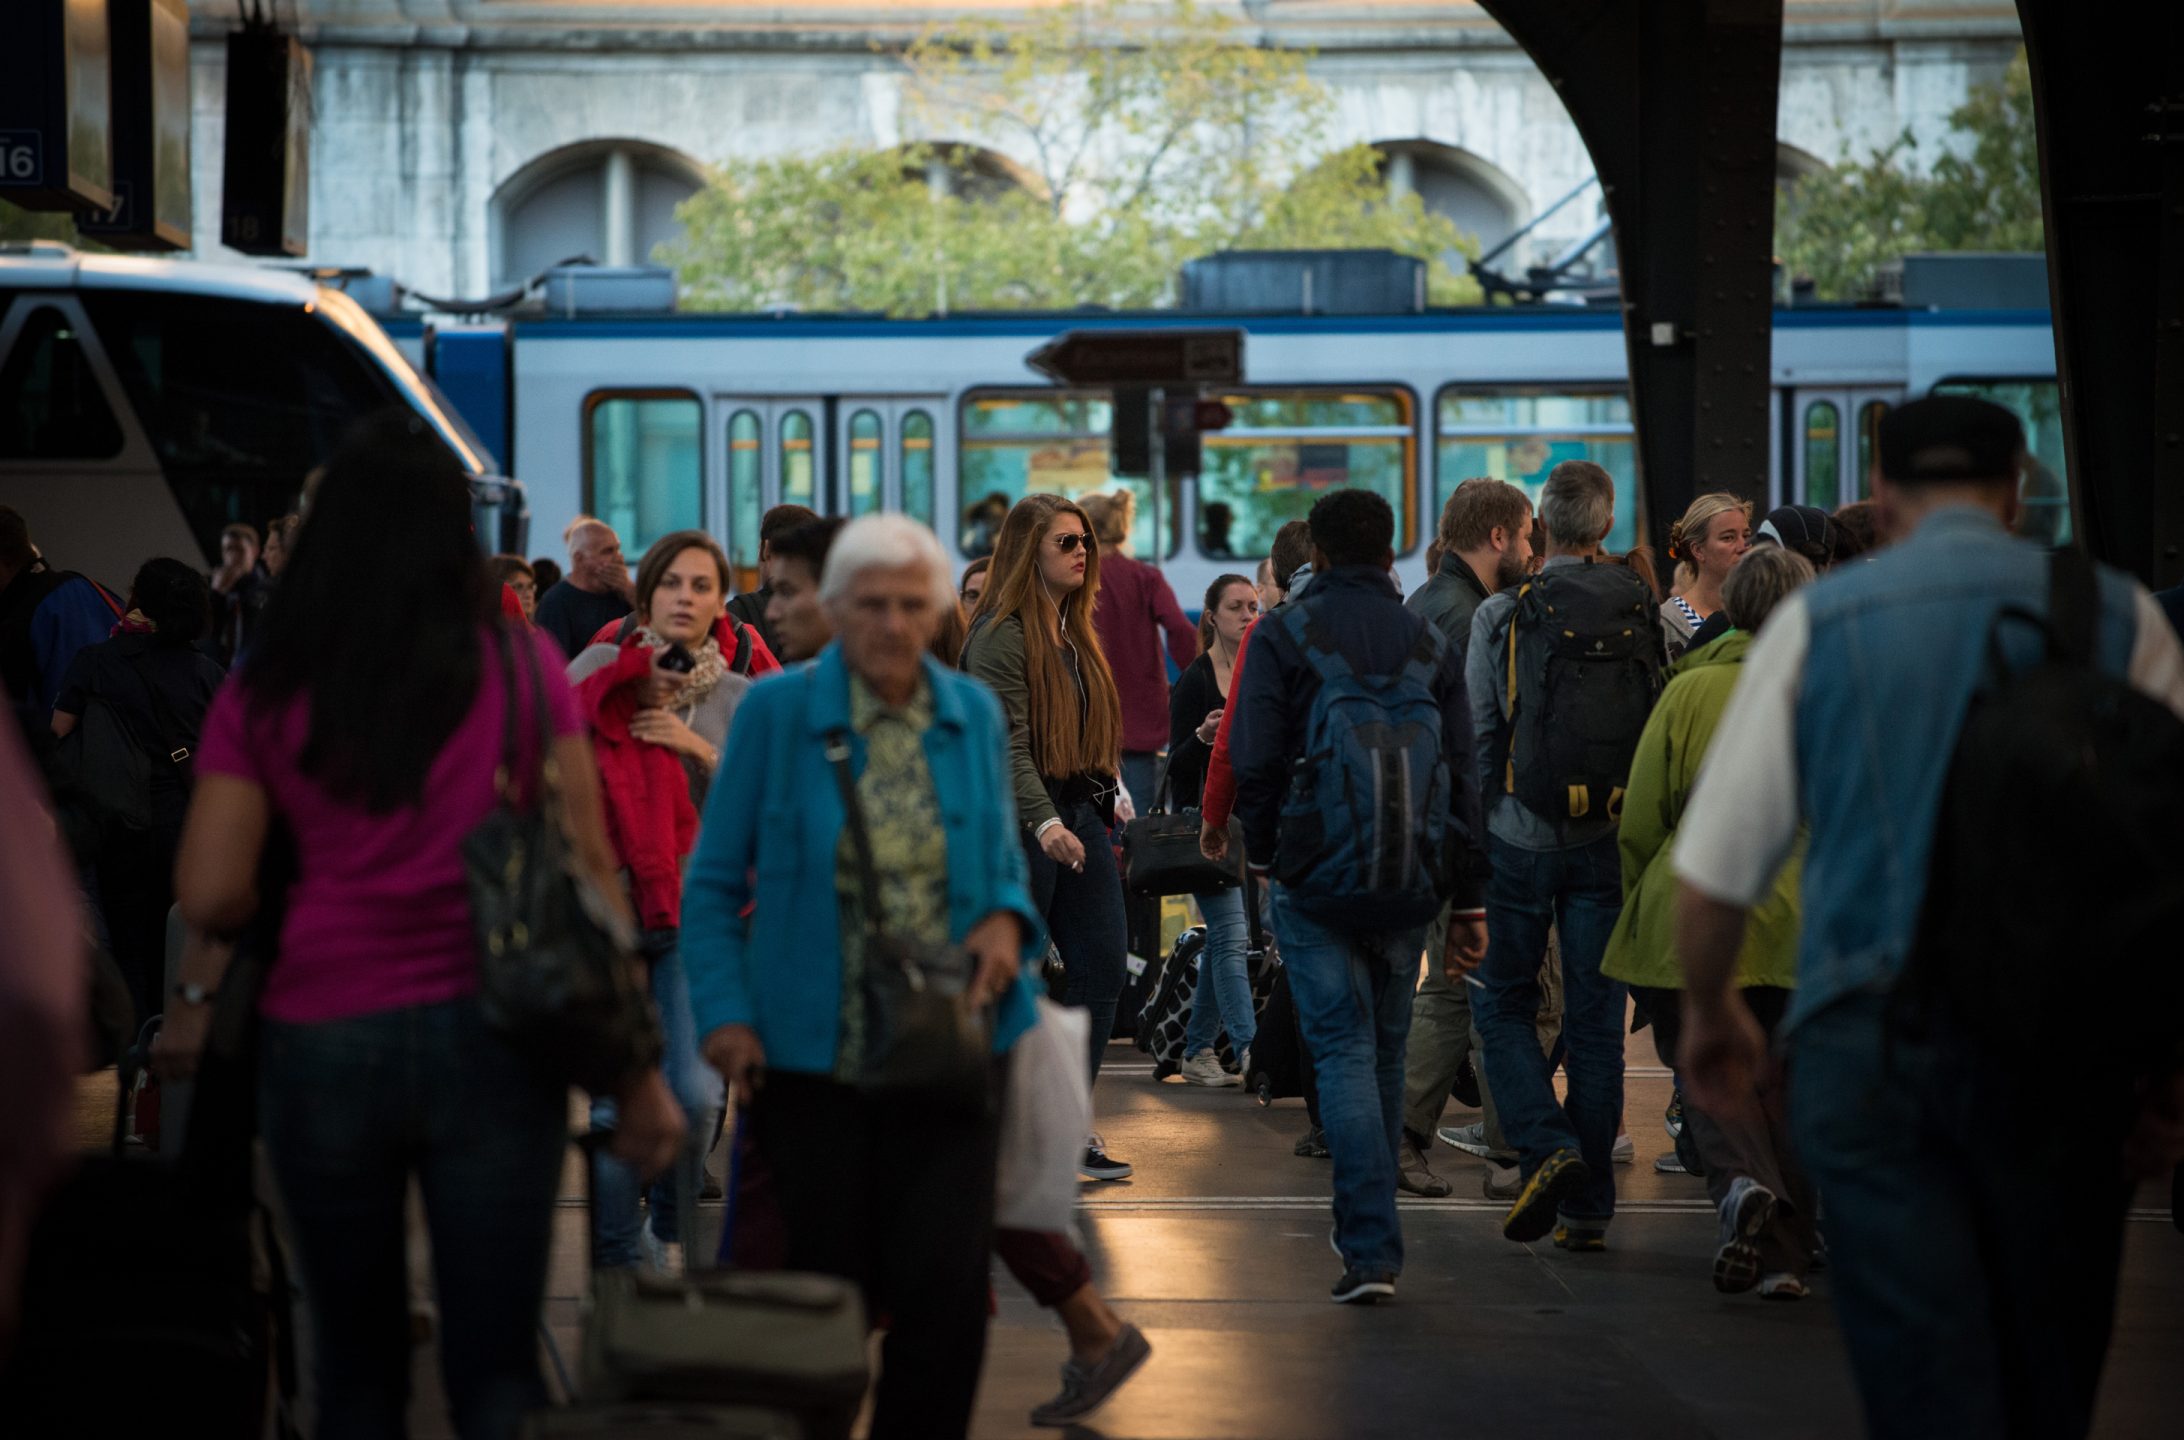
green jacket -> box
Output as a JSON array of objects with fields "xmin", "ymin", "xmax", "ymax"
[
  {"xmin": 1601, "ymin": 631, "xmax": 1804, "ymax": 992},
  {"xmin": 960, "ymin": 613, "xmax": 1059, "ymax": 832}
]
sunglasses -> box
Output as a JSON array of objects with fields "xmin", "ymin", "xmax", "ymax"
[{"xmin": 1052, "ymin": 532, "xmax": 1096, "ymax": 554}]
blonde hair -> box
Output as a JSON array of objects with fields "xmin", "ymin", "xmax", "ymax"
[
  {"xmin": 1083, "ymin": 489, "xmax": 1136, "ymax": 547},
  {"xmin": 1668, "ymin": 493, "xmax": 1753, "ymax": 563},
  {"xmin": 980, "ymin": 495, "xmax": 1122, "ymax": 778}
]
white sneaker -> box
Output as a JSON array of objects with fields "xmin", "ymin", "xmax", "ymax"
[
  {"xmin": 1179, "ymin": 1048, "xmax": 1239, "ymax": 1087},
  {"xmin": 1612, "ymin": 1134, "xmax": 1634, "ymax": 1165},
  {"xmin": 1758, "ymin": 1272, "xmax": 1809, "ymax": 1301},
  {"xmin": 637, "ymin": 1225, "xmax": 685, "ymax": 1278}
]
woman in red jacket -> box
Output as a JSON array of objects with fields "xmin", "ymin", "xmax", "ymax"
[{"xmin": 566, "ymin": 530, "xmax": 761, "ymax": 1271}]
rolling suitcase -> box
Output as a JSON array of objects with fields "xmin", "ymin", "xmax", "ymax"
[
  {"xmin": 1134, "ymin": 925, "xmax": 1208, "ymax": 1077},
  {"xmin": 1243, "ymin": 957, "xmax": 1315, "ymax": 1106},
  {"xmin": 522, "ymin": 1404, "xmax": 804, "ymax": 1438},
  {"xmin": 538, "ymin": 1133, "xmax": 870, "ymax": 1440}
]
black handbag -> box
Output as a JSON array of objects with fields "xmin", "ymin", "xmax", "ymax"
[
  {"xmin": 824, "ymin": 731, "xmax": 995, "ymax": 1114},
  {"xmin": 464, "ymin": 626, "xmax": 662, "ymax": 1095},
  {"xmin": 1121, "ymin": 757, "xmax": 1245, "ymax": 897}
]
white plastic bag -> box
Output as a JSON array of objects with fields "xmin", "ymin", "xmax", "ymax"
[{"xmin": 995, "ymin": 998, "xmax": 1094, "ymax": 1232}]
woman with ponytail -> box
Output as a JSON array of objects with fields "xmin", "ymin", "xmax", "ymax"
[
  {"xmin": 961, "ymin": 494, "xmax": 1133, "ymax": 1182},
  {"xmin": 1660, "ymin": 493, "xmax": 1753, "ymax": 660}
]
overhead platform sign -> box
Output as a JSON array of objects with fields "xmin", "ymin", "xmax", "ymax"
[{"xmin": 1026, "ymin": 328, "xmax": 1245, "ymax": 387}]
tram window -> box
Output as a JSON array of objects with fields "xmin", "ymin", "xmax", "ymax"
[
  {"xmin": 585, "ymin": 392, "xmax": 700, "ymax": 558},
  {"xmin": 1932, "ymin": 378, "xmax": 2072, "ymax": 547},
  {"xmin": 1197, "ymin": 390, "xmax": 1413, "ymax": 559},
  {"xmin": 956, "ymin": 392, "xmax": 1169, "ymax": 558},
  {"xmin": 780, "ymin": 410, "xmax": 816, "ymax": 507},
  {"xmin": 901, "ymin": 410, "xmax": 935, "ymax": 526},
  {"xmin": 0, "ymin": 306, "xmax": 124, "ymax": 461},
  {"xmin": 1802, "ymin": 401, "xmax": 1841, "ymax": 511},
  {"xmin": 728, "ymin": 409, "xmax": 763, "ymax": 587},
  {"xmin": 1855, "ymin": 401, "xmax": 1888, "ymax": 501},
  {"xmin": 79, "ymin": 291, "xmax": 400, "ymax": 563},
  {"xmin": 847, "ymin": 409, "xmax": 883, "ymax": 517},
  {"xmin": 1434, "ymin": 389, "xmax": 1637, "ymax": 553}
]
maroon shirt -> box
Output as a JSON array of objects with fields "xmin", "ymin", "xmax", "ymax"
[{"xmin": 1092, "ymin": 552, "xmax": 1198, "ymax": 754}]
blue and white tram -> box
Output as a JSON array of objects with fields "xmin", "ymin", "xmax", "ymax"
[{"xmin": 394, "ymin": 303, "xmax": 2063, "ymax": 601}]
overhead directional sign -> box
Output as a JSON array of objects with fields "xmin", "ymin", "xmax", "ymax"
[{"xmin": 1025, "ymin": 328, "xmax": 1245, "ymax": 387}]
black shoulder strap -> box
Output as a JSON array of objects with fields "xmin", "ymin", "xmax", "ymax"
[
  {"xmin": 726, "ymin": 615, "xmax": 757, "ymax": 676},
  {"xmin": 822, "ymin": 729, "xmax": 886, "ymax": 944},
  {"xmin": 2048, "ymin": 547, "xmax": 2099, "ymax": 668},
  {"xmin": 117, "ymin": 648, "xmax": 196, "ymax": 765}
]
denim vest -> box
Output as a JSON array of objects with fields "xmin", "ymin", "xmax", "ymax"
[{"xmin": 1787, "ymin": 507, "xmax": 2141, "ymax": 1031}]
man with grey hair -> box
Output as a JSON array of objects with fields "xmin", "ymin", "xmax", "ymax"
[
  {"xmin": 1465, "ymin": 459, "xmax": 1665, "ymax": 1250},
  {"xmin": 535, "ymin": 516, "xmax": 634, "ymax": 658}
]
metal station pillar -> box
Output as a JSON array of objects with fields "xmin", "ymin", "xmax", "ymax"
[
  {"xmin": 1477, "ymin": 0, "xmax": 1785, "ymax": 552},
  {"xmin": 2017, "ymin": 1, "xmax": 2184, "ymax": 586}
]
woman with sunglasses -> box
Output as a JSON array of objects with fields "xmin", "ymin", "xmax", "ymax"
[{"xmin": 961, "ymin": 494, "xmax": 1133, "ymax": 1182}]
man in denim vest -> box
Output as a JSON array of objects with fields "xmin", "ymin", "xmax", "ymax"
[{"xmin": 1673, "ymin": 396, "xmax": 2184, "ymax": 1438}]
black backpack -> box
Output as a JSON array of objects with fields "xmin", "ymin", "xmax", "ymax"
[
  {"xmin": 1908, "ymin": 549, "xmax": 2184, "ymax": 1082},
  {"xmin": 1500, "ymin": 561, "xmax": 1663, "ymax": 825}
]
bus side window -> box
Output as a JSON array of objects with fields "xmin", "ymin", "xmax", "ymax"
[{"xmin": 0, "ymin": 305, "xmax": 124, "ymax": 461}]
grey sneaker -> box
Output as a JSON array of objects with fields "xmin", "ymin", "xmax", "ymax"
[
  {"xmin": 1612, "ymin": 1133, "xmax": 1635, "ymax": 1165},
  {"xmin": 1482, "ymin": 1159, "xmax": 1521, "ymax": 1201},
  {"xmin": 1714, "ymin": 1176, "xmax": 1776, "ymax": 1294},
  {"xmin": 1030, "ymin": 1322, "xmax": 1153, "ymax": 1427},
  {"xmin": 1438, "ymin": 1121, "xmax": 1517, "ymax": 1164},
  {"xmin": 1293, "ymin": 1125, "xmax": 1330, "ymax": 1158},
  {"xmin": 1179, "ymin": 1048, "xmax": 1239, "ymax": 1087},
  {"xmin": 1398, "ymin": 1137, "xmax": 1453, "ymax": 1198}
]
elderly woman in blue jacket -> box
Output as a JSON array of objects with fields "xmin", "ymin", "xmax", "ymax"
[{"xmin": 683, "ymin": 514, "xmax": 1044, "ymax": 1440}]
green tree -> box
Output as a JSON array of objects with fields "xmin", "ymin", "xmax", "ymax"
[
  {"xmin": 664, "ymin": 0, "xmax": 1478, "ymax": 314},
  {"xmin": 1777, "ymin": 48, "xmax": 2044, "ymax": 300}
]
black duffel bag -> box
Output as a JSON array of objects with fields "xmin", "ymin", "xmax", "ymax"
[{"xmin": 1122, "ymin": 758, "xmax": 1245, "ymax": 897}]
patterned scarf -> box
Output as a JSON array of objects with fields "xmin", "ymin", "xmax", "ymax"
[
  {"xmin": 630, "ymin": 624, "xmax": 728, "ymax": 713},
  {"xmin": 110, "ymin": 608, "xmax": 157, "ymax": 638}
]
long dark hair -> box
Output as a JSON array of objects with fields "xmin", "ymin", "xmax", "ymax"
[{"xmin": 244, "ymin": 410, "xmax": 493, "ymax": 811}]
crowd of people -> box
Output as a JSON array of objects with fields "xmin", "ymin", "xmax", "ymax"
[{"xmin": 5, "ymin": 391, "xmax": 2184, "ymax": 1440}]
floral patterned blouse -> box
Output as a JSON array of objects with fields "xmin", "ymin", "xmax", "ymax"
[{"xmin": 834, "ymin": 673, "xmax": 951, "ymax": 1079}]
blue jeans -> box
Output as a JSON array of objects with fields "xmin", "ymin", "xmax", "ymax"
[
  {"xmin": 1269, "ymin": 885, "xmax": 1425, "ymax": 1276},
  {"xmin": 1183, "ymin": 885, "xmax": 1257, "ymax": 1056},
  {"xmin": 1120, "ymin": 751, "xmax": 1160, "ymax": 820},
  {"xmin": 1790, "ymin": 999, "xmax": 2133, "ymax": 1439},
  {"xmin": 259, "ymin": 996, "xmax": 566, "ymax": 1440},
  {"xmin": 591, "ymin": 932, "xmax": 725, "ymax": 1265},
  {"xmin": 1473, "ymin": 834, "xmax": 1626, "ymax": 1227},
  {"xmin": 1024, "ymin": 798, "xmax": 1129, "ymax": 1081}
]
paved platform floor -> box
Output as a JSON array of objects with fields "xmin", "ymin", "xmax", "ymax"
[{"xmin": 71, "ymin": 1044, "xmax": 2184, "ymax": 1437}]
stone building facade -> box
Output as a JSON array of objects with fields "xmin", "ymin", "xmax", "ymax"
[{"xmin": 184, "ymin": 1, "xmax": 2027, "ymax": 299}]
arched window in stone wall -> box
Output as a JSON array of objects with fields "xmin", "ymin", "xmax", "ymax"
[
  {"xmin": 492, "ymin": 140, "xmax": 706, "ymax": 286},
  {"xmin": 898, "ymin": 142, "xmax": 1046, "ymax": 204},
  {"xmin": 1375, "ymin": 141, "xmax": 1532, "ymax": 261}
]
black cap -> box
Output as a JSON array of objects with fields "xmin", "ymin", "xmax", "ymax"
[
  {"xmin": 1755, "ymin": 505, "xmax": 1836, "ymax": 565},
  {"xmin": 1878, "ymin": 395, "xmax": 2024, "ymax": 485}
]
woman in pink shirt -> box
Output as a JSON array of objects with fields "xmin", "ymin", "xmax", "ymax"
[{"xmin": 169, "ymin": 412, "xmax": 681, "ymax": 1440}]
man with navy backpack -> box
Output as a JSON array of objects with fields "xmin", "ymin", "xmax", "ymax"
[
  {"xmin": 1230, "ymin": 489, "xmax": 1491, "ymax": 1304},
  {"xmin": 1467, "ymin": 460, "xmax": 1665, "ymax": 1252}
]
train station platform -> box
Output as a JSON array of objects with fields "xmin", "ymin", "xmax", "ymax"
[{"xmin": 66, "ymin": 1046, "xmax": 2184, "ymax": 1437}]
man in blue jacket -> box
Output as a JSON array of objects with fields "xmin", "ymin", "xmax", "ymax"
[{"xmin": 1229, "ymin": 489, "xmax": 1491, "ymax": 1304}]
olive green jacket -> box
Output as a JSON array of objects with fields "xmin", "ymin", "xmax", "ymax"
[
  {"xmin": 961, "ymin": 614, "xmax": 1059, "ymax": 832},
  {"xmin": 1601, "ymin": 631, "xmax": 1804, "ymax": 992}
]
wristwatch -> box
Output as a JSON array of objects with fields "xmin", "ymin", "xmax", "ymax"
[{"xmin": 172, "ymin": 981, "xmax": 219, "ymax": 1007}]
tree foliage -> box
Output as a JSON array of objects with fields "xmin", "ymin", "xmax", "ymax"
[
  {"xmin": 1777, "ymin": 49, "xmax": 2043, "ymax": 299},
  {"xmin": 665, "ymin": 0, "xmax": 1479, "ymax": 314}
]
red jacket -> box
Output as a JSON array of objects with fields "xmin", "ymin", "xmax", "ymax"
[
  {"xmin": 577, "ymin": 642, "xmax": 698, "ymax": 931},
  {"xmin": 1091, "ymin": 552, "xmax": 1197, "ymax": 754}
]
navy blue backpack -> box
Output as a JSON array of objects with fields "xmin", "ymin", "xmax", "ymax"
[{"xmin": 1270, "ymin": 601, "xmax": 1453, "ymax": 930}]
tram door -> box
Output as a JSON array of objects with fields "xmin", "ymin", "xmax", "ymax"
[
  {"xmin": 718, "ymin": 396, "xmax": 949, "ymax": 591},
  {"xmin": 1787, "ymin": 388, "xmax": 1900, "ymax": 511}
]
